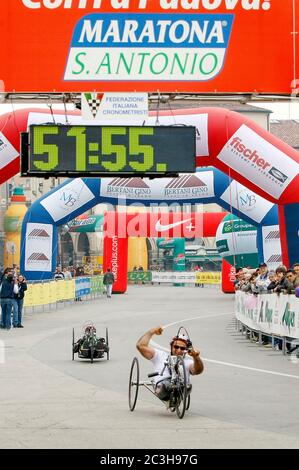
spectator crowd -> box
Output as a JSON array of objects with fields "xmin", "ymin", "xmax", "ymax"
[{"xmin": 234, "ymin": 262, "xmax": 299, "ymax": 296}]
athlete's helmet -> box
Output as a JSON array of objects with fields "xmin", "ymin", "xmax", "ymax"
[
  {"xmin": 170, "ymin": 326, "xmax": 192, "ymax": 350},
  {"xmin": 85, "ymin": 325, "xmax": 96, "ymax": 335}
]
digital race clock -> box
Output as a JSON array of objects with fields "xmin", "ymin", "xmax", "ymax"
[{"xmin": 21, "ymin": 125, "xmax": 196, "ymax": 177}]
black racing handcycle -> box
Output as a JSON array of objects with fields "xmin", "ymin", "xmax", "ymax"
[{"xmin": 72, "ymin": 323, "xmax": 109, "ymax": 363}]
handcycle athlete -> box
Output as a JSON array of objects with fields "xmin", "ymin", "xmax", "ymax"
[
  {"xmin": 136, "ymin": 325, "xmax": 204, "ymax": 409},
  {"xmin": 73, "ymin": 323, "xmax": 109, "ymax": 363}
]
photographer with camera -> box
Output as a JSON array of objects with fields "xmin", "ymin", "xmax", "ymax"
[
  {"xmin": 13, "ymin": 274, "xmax": 27, "ymax": 328},
  {"xmin": 0, "ymin": 268, "xmax": 19, "ymax": 330},
  {"xmin": 136, "ymin": 326, "xmax": 204, "ymax": 406}
]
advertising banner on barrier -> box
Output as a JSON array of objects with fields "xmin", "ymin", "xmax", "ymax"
[
  {"xmin": 235, "ymin": 291, "xmax": 258, "ymax": 331},
  {"xmin": 24, "ymin": 283, "xmax": 34, "ymax": 308},
  {"xmin": 195, "ymin": 272, "xmax": 221, "ymax": 285},
  {"xmin": 53, "ymin": 279, "xmax": 76, "ymax": 301},
  {"xmin": 235, "ymin": 291, "xmax": 299, "ymax": 339},
  {"xmin": 49, "ymin": 282, "xmax": 57, "ymax": 304},
  {"xmin": 152, "ymin": 271, "xmax": 196, "ymax": 284},
  {"xmin": 257, "ymin": 293, "xmax": 276, "ymax": 334},
  {"xmin": 75, "ymin": 277, "xmax": 91, "ymax": 297},
  {"xmin": 91, "ymin": 275, "xmax": 104, "ymax": 294},
  {"xmin": 280, "ymin": 295, "xmax": 299, "ymax": 339},
  {"xmin": 0, "ymin": 1, "xmax": 296, "ymax": 94},
  {"xmin": 128, "ymin": 271, "xmax": 152, "ymax": 282},
  {"xmin": 63, "ymin": 279, "xmax": 76, "ymax": 299}
]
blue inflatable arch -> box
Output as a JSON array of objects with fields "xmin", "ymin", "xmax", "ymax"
[{"xmin": 20, "ymin": 167, "xmax": 278, "ymax": 280}]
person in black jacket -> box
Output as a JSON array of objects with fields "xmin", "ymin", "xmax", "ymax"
[
  {"xmin": 103, "ymin": 268, "xmax": 115, "ymax": 298},
  {"xmin": 13, "ymin": 275, "xmax": 27, "ymax": 328},
  {"xmin": 273, "ymin": 266, "xmax": 292, "ymax": 294},
  {"xmin": 0, "ymin": 268, "xmax": 18, "ymax": 330}
]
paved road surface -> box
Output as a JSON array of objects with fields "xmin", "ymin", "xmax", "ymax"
[{"xmin": 0, "ymin": 285, "xmax": 299, "ymax": 449}]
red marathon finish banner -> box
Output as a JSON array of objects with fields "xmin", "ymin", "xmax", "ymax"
[
  {"xmin": 0, "ymin": 1, "xmax": 297, "ymax": 94},
  {"xmin": 103, "ymin": 211, "xmax": 226, "ymax": 238},
  {"xmin": 103, "ymin": 211, "xmax": 203, "ymax": 238}
]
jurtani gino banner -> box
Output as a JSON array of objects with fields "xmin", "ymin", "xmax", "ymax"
[{"xmin": 0, "ymin": 1, "xmax": 297, "ymax": 94}]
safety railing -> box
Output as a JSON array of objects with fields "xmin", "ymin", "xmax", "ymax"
[
  {"xmin": 128, "ymin": 271, "xmax": 221, "ymax": 286},
  {"xmin": 235, "ymin": 290, "xmax": 299, "ymax": 355},
  {"xmin": 23, "ymin": 275, "xmax": 104, "ymax": 315}
]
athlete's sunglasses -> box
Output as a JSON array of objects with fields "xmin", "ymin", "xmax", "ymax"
[{"xmin": 173, "ymin": 345, "xmax": 187, "ymax": 351}]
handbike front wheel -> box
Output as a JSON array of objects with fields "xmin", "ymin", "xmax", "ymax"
[
  {"xmin": 106, "ymin": 327, "xmax": 109, "ymax": 361},
  {"xmin": 90, "ymin": 347, "xmax": 94, "ymax": 364},
  {"xmin": 128, "ymin": 357, "xmax": 139, "ymax": 411},
  {"xmin": 186, "ymin": 394, "xmax": 191, "ymax": 411},
  {"xmin": 175, "ymin": 356, "xmax": 188, "ymax": 419}
]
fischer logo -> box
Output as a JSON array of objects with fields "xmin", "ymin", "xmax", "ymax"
[
  {"xmin": 230, "ymin": 136, "xmax": 271, "ymax": 170},
  {"xmin": 229, "ymin": 136, "xmax": 289, "ymax": 185}
]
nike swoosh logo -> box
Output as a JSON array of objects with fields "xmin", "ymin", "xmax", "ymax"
[{"xmin": 155, "ymin": 218, "xmax": 193, "ymax": 232}]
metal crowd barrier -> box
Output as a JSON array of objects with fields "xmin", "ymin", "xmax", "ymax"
[
  {"xmin": 23, "ymin": 276, "xmax": 105, "ymax": 316},
  {"xmin": 235, "ymin": 291, "xmax": 299, "ymax": 357}
]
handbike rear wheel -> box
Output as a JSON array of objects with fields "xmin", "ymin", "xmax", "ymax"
[
  {"xmin": 175, "ymin": 356, "xmax": 188, "ymax": 419},
  {"xmin": 128, "ymin": 357, "xmax": 139, "ymax": 411}
]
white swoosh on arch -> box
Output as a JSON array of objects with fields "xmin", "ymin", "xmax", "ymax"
[{"xmin": 155, "ymin": 218, "xmax": 193, "ymax": 232}]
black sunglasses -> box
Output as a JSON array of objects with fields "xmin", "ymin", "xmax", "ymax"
[{"xmin": 173, "ymin": 345, "xmax": 187, "ymax": 351}]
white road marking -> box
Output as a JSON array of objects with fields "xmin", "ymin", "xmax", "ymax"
[
  {"xmin": 163, "ymin": 311, "xmax": 233, "ymax": 328},
  {"xmin": 202, "ymin": 358, "xmax": 299, "ymax": 380},
  {"xmin": 150, "ymin": 312, "xmax": 299, "ymax": 380}
]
